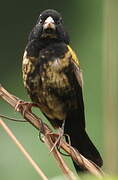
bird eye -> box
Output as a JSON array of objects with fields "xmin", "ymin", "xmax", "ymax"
[
  {"xmin": 39, "ymin": 19, "xmax": 43, "ymax": 24},
  {"xmin": 58, "ymin": 18, "xmax": 63, "ymax": 25},
  {"xmin": 60, "ymin": 18, "xmax": 63, "ymax": 23},
  {"xmin": 56, "ymin": 18, "xmax": 62, "ymax": 25},
  {"xmin": 57, "ymin": 21, "xmax": 60, "ymax": 25}
]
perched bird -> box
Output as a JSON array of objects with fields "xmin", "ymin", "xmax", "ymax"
[{"xmin": 22, "ymin": 9, "xmax": 103, "ymax": 172}]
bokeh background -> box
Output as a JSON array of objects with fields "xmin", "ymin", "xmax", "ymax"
[{"xmin": 0, "ymin": 0, "xmax": 118, "ymax": 179}]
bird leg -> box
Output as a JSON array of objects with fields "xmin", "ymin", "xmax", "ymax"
[{"xmin": 49, "ymin": 120, "xmax": 65, "ymax": 153}]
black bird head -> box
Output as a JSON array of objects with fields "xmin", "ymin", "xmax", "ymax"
[{"xmin": 29, "ymin": 9, "xmax": 69, "ymax": 44}]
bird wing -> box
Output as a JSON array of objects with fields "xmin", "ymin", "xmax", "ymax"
[
  {"xmin": 66, "ymin": 46, "xmax": 84, "ymax": 115},
  {"xmin": 67, "ymin": 45, "xmax": 83, "ymax": 88},
  {"xmin": 65, "ymin": 46, "xmax": 103, "ymax": 169}
]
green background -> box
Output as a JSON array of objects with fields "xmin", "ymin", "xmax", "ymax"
[{"xmin": 0, "ymin": 0, "xmax": 118, "ymax": 179}]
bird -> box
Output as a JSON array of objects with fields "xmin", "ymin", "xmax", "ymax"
[{"xmin": 22, "ymin": 9, "xmax": 103, "ymax": 172}]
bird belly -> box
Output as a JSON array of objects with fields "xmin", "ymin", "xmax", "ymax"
[{"xmin": 23, "ymin": 55, "xmax": 72, "ymax": 121}]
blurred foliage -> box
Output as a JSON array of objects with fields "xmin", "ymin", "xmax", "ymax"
[
  {"xmin": 80, "ymin": 175, "xmax": 118, "ymax": 180},
  {"xmin": 81, "ymin": 175, "xmax": 118, "ymax": 180},
  {"xmin": 0, "ymin": 0, "xmax": 117, "ymax": 179},
  {"xmin": 51, "ymin": 174, "xmax": 118, "ymax": 180}
]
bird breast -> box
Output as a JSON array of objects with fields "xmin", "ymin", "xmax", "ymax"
[{"xmin": 22, "ymin": 49, "xmax": 73, "ymax": 121}]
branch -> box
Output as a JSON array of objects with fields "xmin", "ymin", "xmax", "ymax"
[
  {"xmin": 0, "ymin": 117, "xmax": 48, "ymax": 180},
  {"xmin": 0, "ymin": 85, "xmax": 104, "ymax": 178}
]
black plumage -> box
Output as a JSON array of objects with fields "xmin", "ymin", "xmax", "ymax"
[{"xmin": 22, "ymin": 9, "xmax": 103, "ymax": 172}]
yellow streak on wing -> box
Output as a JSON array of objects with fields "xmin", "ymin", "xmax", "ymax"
[
  {"xmin": 67, "ymin": 45, "xmax": 83, "ymax": 87},
  {"xmin": 67, "ymin": 45, "xmax": 80, "ymax": 67}
]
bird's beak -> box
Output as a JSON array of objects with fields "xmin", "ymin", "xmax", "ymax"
[{"xmin": 43, "ymin": 16, "xmax": 56, "ymax": 30}]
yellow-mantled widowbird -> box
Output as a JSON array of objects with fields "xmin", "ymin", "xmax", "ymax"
[{"xmin": 22, "ymin": 9, "xmax": 103, "ymax": 172}]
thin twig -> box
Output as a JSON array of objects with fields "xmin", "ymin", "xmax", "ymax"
[
  {"xmin": 44, "ymin": 134, "xmax": 78, "ymax": 180},
  {"xmin": 0, "ymin": 85, "xmax": 104, "ymax": 178},
  {"xmin": 0, "ymin": 117, "xmax": 48, "ymax": 180},
  {"xmin": 0, "ymin": 114, "xmax": 27, "ymax": 122}
]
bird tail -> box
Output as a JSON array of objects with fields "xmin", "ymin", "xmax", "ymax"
[{"xmin": 64, "ymin": 109, "xmax": 103, "ymax": 172}]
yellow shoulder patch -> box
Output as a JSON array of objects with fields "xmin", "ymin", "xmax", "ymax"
[{"xmin": 67, "ymin": 45, "xmax": 80, "ymax": 67}]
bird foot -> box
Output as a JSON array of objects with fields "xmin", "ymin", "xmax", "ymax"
[
  {"xmin": 15, "ymin": 100, "xmax": 38, "ymax": 117},
  {"xmin": 49, "ymin": 128, "xmax": 64, "ymax": 153}
]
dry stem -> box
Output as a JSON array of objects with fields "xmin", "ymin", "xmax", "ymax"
[
  {"xmin": 0, "ymin": 117, "xmax": 48, "ymax": 180},
  {"xmin": 0, "ymin": 85, "xmax": 104, "ymax": 178}
]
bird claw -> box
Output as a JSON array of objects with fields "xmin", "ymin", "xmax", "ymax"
[
  {"xmin": 15, "ymin": 100, "xmax": 23, "ymax": 112},
  {"xmin": 39, "ymin": 131, "xmax": 45, "ymax": 143},
  {"xmin": 15, "ymin": 100, "xmax": 38, "ymax": 117},
  {"xmin": 49, "ymin": 120, "xmax": 67, "ymax": 153},
  {"xmin": 49, "ymin": 128, "xmax": 64, "ymax": 153}
]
